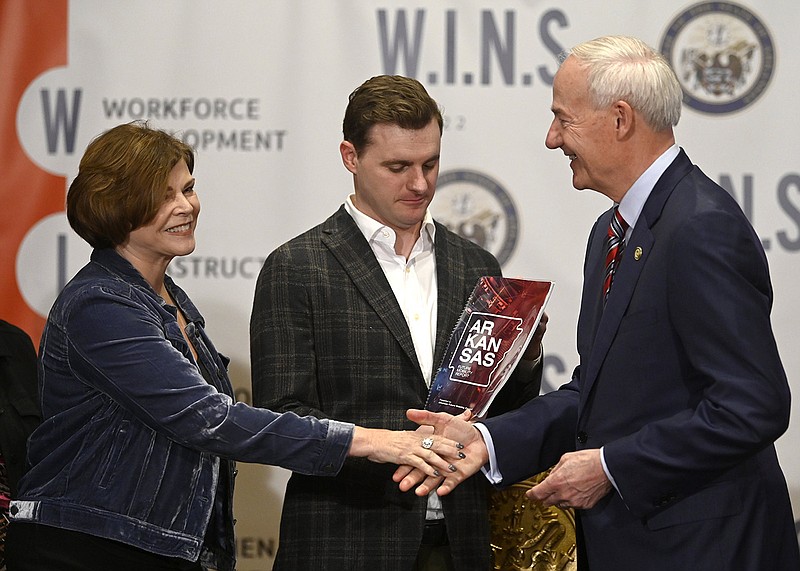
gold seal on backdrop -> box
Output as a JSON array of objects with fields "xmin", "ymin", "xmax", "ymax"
[{"xmin": 488, "ymin": 470, "xmax": 577, "ymax": 570}]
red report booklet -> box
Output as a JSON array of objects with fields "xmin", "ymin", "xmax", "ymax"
[{"xmin": 425, "ymin": 276, "xmax": 553, "ymax": 419}]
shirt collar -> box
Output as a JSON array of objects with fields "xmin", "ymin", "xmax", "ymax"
[
  {"xmin": 618, "ymin": 144, "xmax": 680, "ymax": 230},
  {"xmin": 344, "ymin": 195, "xmax": 436, "ymax": 247}
]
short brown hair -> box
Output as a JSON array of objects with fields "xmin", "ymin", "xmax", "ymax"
[
  {"xmin": 67, "ymin": 121, "xmax": 194, "ymax": 248},
  {"xmin": 342, "ymin": 75, "xmax": 443, "ymax": 154}
]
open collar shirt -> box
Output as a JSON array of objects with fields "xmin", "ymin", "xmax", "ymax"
[{"xmin": 345, "ymin": 196, "xmax": 444, "ymax": 519}]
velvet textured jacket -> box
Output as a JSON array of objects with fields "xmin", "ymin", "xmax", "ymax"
[{"xmin": 12, "ymin": 248, "xmax": 354, "ymax": 571}]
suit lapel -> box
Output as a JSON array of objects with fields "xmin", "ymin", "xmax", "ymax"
[
  {"xmin": 320, "ymin": 207, "xmax": 422, "ymax": 378},
  {"xmin": 581, "ymin": 150, "xmax": 694, "ymax": 400},
  {"xmin": 431, "ymin": 225, "xmax": 467, "ymax": 372}
]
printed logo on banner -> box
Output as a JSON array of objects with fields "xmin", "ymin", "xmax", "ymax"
[
  {"xmin": 660, "ymin": 2, "xmax": 775, "ymax": 114},
  {"xmin": 13, "ymin": 73, "xmax": 288, "ymax": 320},
  {"xmin": 375, "ymin": 8, "xmax": 567, "ymax": 87},
  {"xmin": 430, "ymin": 170, "xmax": 518, "ymax": 266}
]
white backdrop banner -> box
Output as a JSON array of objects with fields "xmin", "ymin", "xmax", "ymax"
[{"xmin": 2, "ymin": 1, "xmax": 798, "ymax": 568}]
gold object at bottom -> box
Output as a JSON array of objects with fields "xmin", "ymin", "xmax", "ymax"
[{"xmin": 488, "ymin": 470, "xmax": 577, "ymax": 571}]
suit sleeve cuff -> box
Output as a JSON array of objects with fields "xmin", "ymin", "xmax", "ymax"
[
  {"xmin": 475, "ymin": 422, "xmax": 503, "ymax": 485},
  {"xmin": 600, "ymin": 445, "xmax": 623, "ymax": 499}
]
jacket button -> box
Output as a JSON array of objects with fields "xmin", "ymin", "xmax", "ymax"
[
  {"xmin": 654, "ymin": 494, "xmax": 677, "ymax": 507},
  {"xmin": 576, "ymin": 431, "xmax": 588, "ymax": 444},
  {"xmin": 10, "ymin": 505, "xmax": 18, "ymax": 516}
]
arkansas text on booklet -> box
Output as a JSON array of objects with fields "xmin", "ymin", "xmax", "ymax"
[{"xmin": 425, "ymin": 276, "xmax": 554, "ymax": 419}]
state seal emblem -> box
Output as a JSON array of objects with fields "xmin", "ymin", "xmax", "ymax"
[
  {"xmin": 431, "ymin": 170, "xmax": 519, "ymax": 266},
  {"xmin": 660, "ymin": 2, "xmax": 775, "ymax": 114}
]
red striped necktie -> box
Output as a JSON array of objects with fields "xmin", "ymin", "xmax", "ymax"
[{"xmin": 603, "ymin": 206, "xmax": 628, "ymax": 304}]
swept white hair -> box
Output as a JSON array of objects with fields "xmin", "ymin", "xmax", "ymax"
[{"xmin": 563, "ymin": 35, "xmax": 682, "ymax": 131}]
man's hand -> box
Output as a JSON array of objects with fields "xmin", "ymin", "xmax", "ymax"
[
  {"xmin": 522, "ymin": 311, "xmax": 548, "ymax": 361},
  {"xmin": 393, "ymin": 409, "xmax": 489, "ymax": 496},
  {"xmin": 525, "ymin": 449, "xmax": 612, "ymax": 510}
]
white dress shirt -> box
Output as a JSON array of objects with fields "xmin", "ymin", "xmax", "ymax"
[{"xmin": 344, "ymin": 196, "xmax": 443, "ymax": 518}]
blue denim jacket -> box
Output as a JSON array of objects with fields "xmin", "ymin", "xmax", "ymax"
[{"xmin": 12, "ymin": 248, "xmax": 353, "ymax": 570}]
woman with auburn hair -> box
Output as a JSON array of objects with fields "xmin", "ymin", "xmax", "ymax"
[{"xmin": 5, "ymin": 122, "xmax": 464, "ymax": 571}]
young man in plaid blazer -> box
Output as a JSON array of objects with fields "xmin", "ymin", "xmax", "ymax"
[{"xmin": 250, "ymin": 75, "xmax": 545, "ymax": 570}]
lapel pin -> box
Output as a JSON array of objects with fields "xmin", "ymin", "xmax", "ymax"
[{"xmin": 634, "ymin": 246, "xmax": 643, "ymax": 261}]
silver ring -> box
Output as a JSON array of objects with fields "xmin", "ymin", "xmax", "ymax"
[
  {"xmin": 558, "ymin": 502, "xmax": 569, "ymax": 509},
  {"xmin": 421, "ymin": 437, "xmax": 434, "ymax": 450}
]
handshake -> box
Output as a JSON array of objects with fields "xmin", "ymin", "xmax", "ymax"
[
  {"xmin": 349, "ymin": 409, "xmax": 489, "ymax": 497},
  {"xmin": 351, "ymin": 408, "xmax": 612, "ymax": 511}
]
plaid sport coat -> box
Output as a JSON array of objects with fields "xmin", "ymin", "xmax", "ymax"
[{"xmin": 250, "ymin": 206, "xmax": 541, "ymax": 570}]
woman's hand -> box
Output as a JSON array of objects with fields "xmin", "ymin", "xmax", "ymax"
[
  {"xmin": 392, "ymin": 409, "xmax": 488, "ymax": 496},
  {"xmin": 348, "ymin": 426, "xmax": 466, "ymax": 480}
]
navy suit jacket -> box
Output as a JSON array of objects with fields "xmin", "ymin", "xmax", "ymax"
[{"xmin": 483, "ymin": 150, "xmax": 799, "ymax": 569}]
